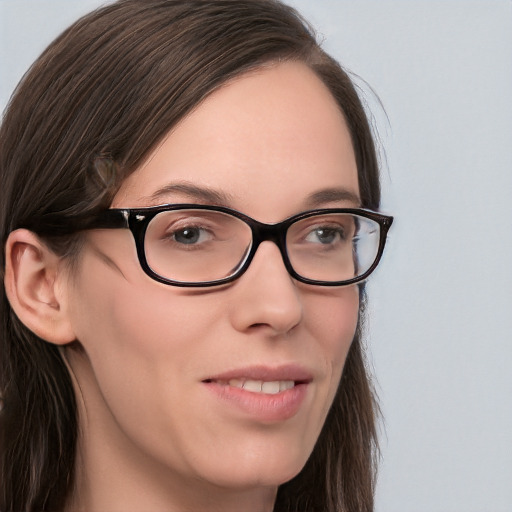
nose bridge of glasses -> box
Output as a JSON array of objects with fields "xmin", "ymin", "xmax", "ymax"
[
  {"xmin": 250, "ymin": 221, "xmax": 288, "ymax": 260},
  {"xmin": 242, "ymin": 219, "xmax": 299, "ymax": 283}
]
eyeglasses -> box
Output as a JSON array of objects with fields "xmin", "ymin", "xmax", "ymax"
[{"xmin": 86, "ymin": 204, "xmax": 393, "ymax": 287}]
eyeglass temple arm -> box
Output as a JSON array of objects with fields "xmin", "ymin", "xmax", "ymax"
[{"xmin": 85, "ymin": 209, "xmax": 130, "ymax": 230}]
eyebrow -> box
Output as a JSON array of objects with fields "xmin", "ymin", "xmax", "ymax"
[
  {"xmin": 303, "ymin": 187, "xmax": 361, "ymax": 209},
  {"xmin": 144, "ymin": 182, "xmax": 360, "ymax": 209},
  {"xmin": 147, "ymin": 182, "xmax": 235, "ymax": 205}
]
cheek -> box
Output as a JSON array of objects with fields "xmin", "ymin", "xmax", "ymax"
[
  {"xmin": 70, "ymin": 271, "xmax": 211, "ymax": 386},
  {"xmin": 67, "ymin": 247, "xmax": 216, "ymax": 417},
  {"xmin": 67, "ymin": 262, "xmax": 226, "ymax": 466},
  {"xmin": 69, "ymin": 233, "xmax": 214, "ymax": 359},
  {"xmin": 306, "ymin": 284, "xmax": 359, "ymax": 361},
  {"xmin": 304, "ymin": 284, "xmax": 360, "ymax": 401}
]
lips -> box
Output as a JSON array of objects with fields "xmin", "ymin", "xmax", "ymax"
[
  {"xmin": 202, "ymin": 365, "xmax": 312, "ymax": 422},
  {"xmin": 204, "ymin": 364, "xmax": 312, "ymax": 383}
]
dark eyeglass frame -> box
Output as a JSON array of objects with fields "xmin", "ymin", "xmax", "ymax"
[{"xmin": 86, "ymin": 204, "xmax": 393, "ymax": 287}]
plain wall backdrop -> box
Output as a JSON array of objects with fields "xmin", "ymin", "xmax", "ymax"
[{"xmin": 1, "ymin": 1, "xmax": 511, "ymax": 511}]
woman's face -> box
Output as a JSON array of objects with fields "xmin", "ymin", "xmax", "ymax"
[{"xmin": 65, "ymin": 61, "xmax": 360, "ymax": 502}]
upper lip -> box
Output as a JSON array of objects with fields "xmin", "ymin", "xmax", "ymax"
[{"xmin": 202, "ymin": 364, "xmax": 313, "ymax": 384}]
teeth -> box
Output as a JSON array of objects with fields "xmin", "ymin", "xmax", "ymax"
[
  {"xmin": 280, "ymin": 380, "xmax": 295, "ymax": 391},
  {"xmin": 261, "ymin": 381, "xmax": 280, "ymax": 394},
  {"xmin": 227, "ymin": 379, "xmax": 295, "ymax": 394},
  {"xmin": 228, "ymin": 378, "xmax": 244, "ymax": 389},
  {"xmin": 243, "ymin": 380, "xmax": 263, "ymax": 393}
]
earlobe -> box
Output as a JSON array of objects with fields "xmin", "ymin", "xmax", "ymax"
[{"xmin": 4, "ymin": 229, "xmax": 76, "ymax": 345}]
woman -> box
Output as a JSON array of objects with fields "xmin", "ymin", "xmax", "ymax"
[{"xmin": 0, "ymin": 1, "xmax": 392, "ymax": 511}]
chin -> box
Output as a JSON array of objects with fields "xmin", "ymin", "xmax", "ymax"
[{"xmin": 196, "ymin": 444, "xmax": 310, "ymax": 491}]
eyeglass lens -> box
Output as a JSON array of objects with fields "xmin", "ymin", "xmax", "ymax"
[{"xmin": 144, "ymin": 209, "xmax": 381, "ymax": 284}]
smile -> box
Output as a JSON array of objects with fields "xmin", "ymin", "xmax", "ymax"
[
  {"xmin": 209, "ymin": 378, "xmax": 296, "ymax": 395},
  {"xmin": 201, "ymin": 366, "xmax": 312, "ymax": 422}
]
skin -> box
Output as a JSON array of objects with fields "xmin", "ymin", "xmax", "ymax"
[{"xmin": 6, "ymin": 61, "xmax": 361, "ymax": 512}]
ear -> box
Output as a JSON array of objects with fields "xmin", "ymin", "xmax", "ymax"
[{"xmin": 4, "ymin": 229, "xmax": 76, "ymax": 345}]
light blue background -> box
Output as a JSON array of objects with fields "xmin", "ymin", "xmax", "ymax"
[{"xmin": 1, "ymin": 1, "xmax": 511, "ymax": 511}]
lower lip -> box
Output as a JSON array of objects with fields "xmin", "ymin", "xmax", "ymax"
[{"xmin": 203, "ymin": 381, "xmax": 309, "ymax": 423}]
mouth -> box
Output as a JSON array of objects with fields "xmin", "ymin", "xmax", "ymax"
[
  {"xmin": 201, "ymin": 366, "xmax": 312, "ymax": 422},
  {"xmin": 203, "ymin": 378, "xmax": 299, "ymax": 395}
]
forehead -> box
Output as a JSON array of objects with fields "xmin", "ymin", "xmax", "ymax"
[{"xmin": 114, "ymin": 61, "xmax": 359, "ymax": 221}]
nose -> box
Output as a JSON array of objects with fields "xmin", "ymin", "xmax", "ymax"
[{"xmin": 229, "ymin": 241, "xmax": 303, "ymax": 336}]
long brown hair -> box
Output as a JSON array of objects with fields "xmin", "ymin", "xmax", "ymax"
[{"xmin": 0, "ymin": 1, "xmax": 381, "ymax": 510}]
